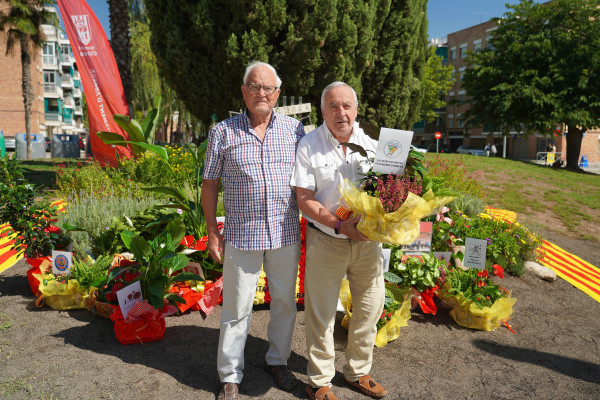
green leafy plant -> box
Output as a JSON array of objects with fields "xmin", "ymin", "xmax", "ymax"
[
  {"xmin": 0, "ymin": 183, "xmax": 69, "ymax": 258},
  {"xmin": 116, "ymin": 219, "xmax": 204, "ymax": 309},
  {"xmin": 384, "ymin": 250, "xmax": 445, "ymax": 293},
  {"xmin": 0, "ymin": 152, "xmax": 25, "ymax": 187},
  {"xmin": 69, "ymin": 255, "xmax": 113, "ymax": 290},
  {"xmin": 444, "ymin": 265, "xmax": 509, "ymax": 309},
  {"xmin": 97, "ymin": 95, "xmax": 165, "ymax": 157}
]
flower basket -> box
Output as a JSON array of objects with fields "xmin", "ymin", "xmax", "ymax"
[
  {"xmin": 438, "ymin": 281, "xmax": 516, "ymax": 331},
  {"xmin": 338, "ymin": 278, "xmax": 411, "ymax": 347},
  {"xmin": 25, "ymin": 257, "xmax": 51, "ymax": 295},
  {"xmin": 85, "ymin": 289, "xmax": 116, "ymax": 319},
  {"xmin": 340, "ymin": 179, "xmax": 455, "ymax": 244},
  {"xmin": 36, "ymin": 276, "xmax": 89, "ymax": 310},
  {"xmin": 110, "ymin": 302, "xmax": 166, "ymax": 345}
]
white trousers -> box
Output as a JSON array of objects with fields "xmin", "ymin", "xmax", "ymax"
[
  {"xmin": 217, "ymin": 242, "xmax": 301, "ymax": 384},
  {"xmin": 304, "ymin": 227, "xmax": 385, "ymax": 388}
]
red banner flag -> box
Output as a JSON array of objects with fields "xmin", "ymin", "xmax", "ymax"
[{"xmin": 56, "ymin": 0, "xmax": 132, "ymax": 165}]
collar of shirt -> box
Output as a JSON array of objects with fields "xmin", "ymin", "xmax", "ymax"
[{"xmin": 242, "ymin": 109, "xmax": 278, "ymax": 139}]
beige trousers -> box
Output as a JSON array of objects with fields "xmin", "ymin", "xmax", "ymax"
[{"xmin": 304, "ymin": 226, "xmax": 385, "ymax": 388}]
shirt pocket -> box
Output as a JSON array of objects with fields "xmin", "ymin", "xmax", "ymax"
[{"xmin": 314, "ymin": 160, "xmax": 337, "ymax": 189}]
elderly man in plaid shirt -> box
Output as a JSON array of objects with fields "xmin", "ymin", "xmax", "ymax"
[{"xmin": 202, "ymin": 61, "xmax": 305, "ymax": 400}]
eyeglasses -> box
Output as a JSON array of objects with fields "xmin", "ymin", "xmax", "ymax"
[{"xmin": 245, "ymin": 83, "xmax": 278, "ymax": 95}]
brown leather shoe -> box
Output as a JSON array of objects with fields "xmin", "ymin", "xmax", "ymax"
[
  {"xmin": 306, "ymin": 385, "xmax": 338, "ymax": 400},
  {"xmin": 217, "ymin": 382, "xmax": 238, "ymax": 400},
  {"xmin": 345, "ymin": 374, "xmax": 387, "ymax": 398},
  {"xmin": 265, "ymin": 363, "xmax": 298, "ymax": 391}
]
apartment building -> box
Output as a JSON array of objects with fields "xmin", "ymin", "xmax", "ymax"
[{"xmin": 0, "ymin": 6, "xmax": 85, "ymax": 140}]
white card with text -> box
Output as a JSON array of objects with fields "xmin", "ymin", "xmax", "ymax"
[
  {"xmin": 382, "ymin": 248, "xmax": 391, "ymax": 273},
  {"xmin": 116, "ymin": 281, "xmax": 144, "ymax": 320},
  {"xmin": 52, "ymin": 250, "xmax": 73, "ymax": 275},
  {"xmin": 372, "ymin": 128, "xmax": 414, "ymax": 175},
  {"xmin": 464, "ymin": 238, "xmax": 488, "ymax": 269}
]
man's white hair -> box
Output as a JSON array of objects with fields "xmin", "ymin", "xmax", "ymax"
[
  {"xmin": 321, "ymin": 82, "xmax": 358, "ymax": 108},
  {"xmin": 243, "ymin": 61, "xmax": 282, "ymax": 88}
]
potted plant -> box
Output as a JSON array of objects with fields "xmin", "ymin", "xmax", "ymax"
[{"xmin": 438, "ymin": 264, "xmax": 516, "ymax": 331}]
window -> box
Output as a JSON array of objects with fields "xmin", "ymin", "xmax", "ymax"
[
  {"xmin": 458, "ymin": 90, "xmax": 466, "ymax": 102},
  {"xmin": 450, "ymin": 47, "xmax": 456, "ymax": 60},
  {"xmin": 45, "ymin": 98, "xmax": 59, "ymax": 113},
  {"xmin": 448, "ymin": 114, "xmax": 454, "ymax": 128},
  {"xmin": 42, "ymin": 43, "xmax": 54, "ymax": 56},
  {"xmin": 43, "ymin": 71, "xmax": 56, "ymax": 83},
  {"xmin": 457, "ymin": 114, "xmax": 464, "ymax": 128},
  {"xmin": 473, "ymin": 39, "xmax": 482, "ymax": 53},
  {"xmin": 459, "ymin": 67, "xmax": 466, "ymax": 82},
  {"xmin": 460, "ymin": 44, "xmax": 467, "ymax": 58}
]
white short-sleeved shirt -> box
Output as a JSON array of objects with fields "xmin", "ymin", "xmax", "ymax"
[{"xmin": 291, "ymin": 122, "xmax": 377, "ymax": 238}]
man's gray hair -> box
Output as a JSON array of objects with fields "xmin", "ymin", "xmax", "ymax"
[
  {"xmin": 243, "ymin": 61, "xmax": 282, "ymax": 88},
  {"xmin": 321, "ymin": 82, "xmax": 358, "ymax": 108}
]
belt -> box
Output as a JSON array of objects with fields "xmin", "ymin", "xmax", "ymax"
[{"xmin": 307, "ymin": 221, "xmax": 346, "ymax": 240}]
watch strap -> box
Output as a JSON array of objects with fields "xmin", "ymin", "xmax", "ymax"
[{"xmin": 334, "ymin": 219, "xmax": 342, "ymax": 235}]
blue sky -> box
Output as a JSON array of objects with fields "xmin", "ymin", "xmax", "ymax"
[{"xmin": 72, "ymin": 0, "xmax": 544, "ymax": 42}]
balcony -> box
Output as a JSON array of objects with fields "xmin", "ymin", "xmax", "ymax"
[
  {"xmin": 43, "ymin": 83, "xmax": 62, "ymax": 97},
  {"xmin": 60, "ymin": 53, "xmax": 71, "ymax": 64},
  {"xmin": 45, "ymin": 112, "xmax": 62, "ymax": 123},
  {"xmin": 74, "ymin": 105, "xmax": 83, "ymax": 115},
  {"xmin": 63, "ymin": 96, "xmax": 75, "ymax": 108},
  {"xmin": 61, "ymin": 74, "xmax": 73, "ymax": 88},
  {"xmin": 42, "ymin": 55, "xmax": 58, "ymax": 68}
]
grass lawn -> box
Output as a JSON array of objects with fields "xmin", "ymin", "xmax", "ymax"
[{"xmin": 427, "ymin": 153, "xmax": 600, "ymax": 242}]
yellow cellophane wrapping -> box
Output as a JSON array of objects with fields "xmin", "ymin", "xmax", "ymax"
[
  {"xmin": 339, "ymin": 278, "xmax": 412, "ymax": 347},
  {"xmin": 438, "ymin": 281, "xmax": 516, "ymax": 331},
  {"xmin": 37, "ymin": 274, "xmax": 89, "ymax": 310},
  {"xmin": 339, "ymin": 179, "xmax": 455, "ymax": 244}
]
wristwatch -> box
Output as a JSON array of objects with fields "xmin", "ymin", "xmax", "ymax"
[{"xmin": 334, "ymin": 219, "xmax": 342, "ymax": 235}]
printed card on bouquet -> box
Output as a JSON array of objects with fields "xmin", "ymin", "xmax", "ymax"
[
  {"xmin": 183, "ymin": 262, "xmax": 205, "ymax": 280},
  {"xmin": 52, "ymin": 250, "xmax": 73, "ymax": 275},
  {"xmin": 116, "ymin": 281, "xmax": 144, "ymax": 320},
  {"xmin": 401, "ymin": 222, "xmax": 433, "ymax": 254},
  {"xmin": 464, "ymin": 238, "xmax": 487, "ymax": 269},
  {"xmin": 216, "ymin": 216, "xmax": 225, "ymax": 234},
  {"xmin": 372, "ymin": 128, "xmax": 414, "ymax": 175},
  {"xmin": 382, "ymin": 248, "xmax": 391, "ymax": 273}
]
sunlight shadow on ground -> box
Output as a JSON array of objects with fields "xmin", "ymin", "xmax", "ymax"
[{"xmin": 473, "ymin": 339, "xmax": 600, "ymax": 384}]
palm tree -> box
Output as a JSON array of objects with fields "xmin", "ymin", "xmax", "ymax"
[
  {"xmin": 108, "ymin": 0, "xmax": 132, "ymax": 114},
  {"xmin": 0, "ymin": 0, "xmax": 56, "ymax": 160}
]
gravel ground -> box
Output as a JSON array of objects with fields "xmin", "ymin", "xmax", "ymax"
[{"xmin": 0, "ymin": 254, "xmax": 599, "ymax": 400}]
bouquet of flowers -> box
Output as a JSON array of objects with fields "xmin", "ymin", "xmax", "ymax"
[
  {"xmin": 338, "ymin": 148, "xmax": 457, "ymax": 244},
  {"xmin": 439, "ymin": 264, "xmax": 516, "ymax": 331}
]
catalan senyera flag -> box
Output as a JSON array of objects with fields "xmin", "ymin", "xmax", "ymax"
[
  {"xmin": 537, "ymin": 240, "xmax": 600, "ymax": 304},
  {"xmin": 56, "ymin": 0, "xmax": 132, "ymax": 166}
]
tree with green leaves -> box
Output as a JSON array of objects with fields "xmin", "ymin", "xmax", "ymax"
[
  {"xmin": 462, "ymin": 0, "xmax": 600, "ymax": 170},
  {"xmin": 144, "ymin": 0, "xmax": 428, "ymax": 131},
  {"xmin": 419, "ymin": 45, "xmax": 454, "ymax": 124},
  {"xmin": 0, "ymin": 0, "xmax": 56, "ymax": 160},
  {"xmin": 108, "ymin": 0, "xmax": 133, "ymax": 112}
]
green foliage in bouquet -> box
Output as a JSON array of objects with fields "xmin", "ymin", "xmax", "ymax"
[
  {"xmin": 444, "ymin": 265, "xmax": 508, "ymax": 309},
  {"xmin": 69, "ymin": 255, "xmax": 113, "ymax": 290},
  {"xmin": 117, "ymin": 219, "xmax": 204, "ymax": 309},
  {"xmin": 384, "ymin": 249, "xmax": 445, "ymax": 293}
]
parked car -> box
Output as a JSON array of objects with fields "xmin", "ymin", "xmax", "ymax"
[
  {"xmin": 456, "ymin": 145, "xmax": 486, "ymax": 156},
  {"xmin": 3, "ymin": 135, "xmax": 16, "ymax": 151},
  {"xmin": 44, "ymin": 137, "xmax": 51, "ymax": 152},
  {"xmin": 410, "ymin": 144, "xmax": 428, "ymax": 153},
  {"xmin": 427, "ymin": 143, "xmax": 453, "ymax": 153}
]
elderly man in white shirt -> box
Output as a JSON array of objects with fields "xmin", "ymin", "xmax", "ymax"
[{"xmin": 291, "ymin": 82, "xmax": 387, "ymax": 400}]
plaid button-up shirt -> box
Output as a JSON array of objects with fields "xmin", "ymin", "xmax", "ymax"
[{"xmin": 203, "ymin": 111, "xmax": 305, "ymax": 250}]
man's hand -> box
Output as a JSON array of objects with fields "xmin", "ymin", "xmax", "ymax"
[
  {"xmin": 339, "ymin": 215, "xmax": 368, "ymax": 241},
  {"xmin": 207, "ymin": 231, "xmax": 225, "ymax": 264}
]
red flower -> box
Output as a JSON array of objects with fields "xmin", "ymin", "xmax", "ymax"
[
  {"xmin": 193, "ymin": 240, "xmax": 207, "ymax": 251},
  {"xmin": 477, "ymin": 270, "xmax": 489, "ymax": 278},
  {"xmin": 477, "ymin": 280, "xmax": 487, "ymax": 287},
  {"xmin": 492, "ymin": 264, "xmax": 504, "ymax": 278},
  {"xmin": 181, "ymin": 235, "xmax": 195, "ymax": 248},
  {"xmin": 43, "ymin": 225, "xmax": 62, "ymax": 234}
]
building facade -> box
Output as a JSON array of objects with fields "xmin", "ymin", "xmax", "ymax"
[{"xmin": 0, "ymin": 6, "xmax": 85, "ymax": 140}]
